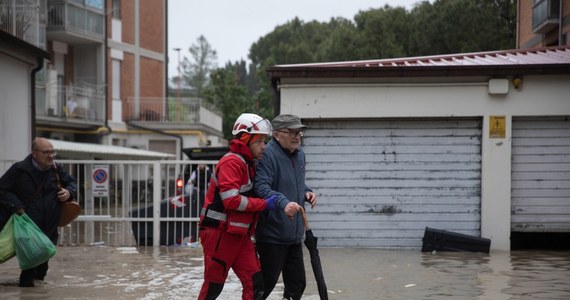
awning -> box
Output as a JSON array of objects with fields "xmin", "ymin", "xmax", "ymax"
[{"xmin": 49, "ymin": 139, "xmax": 174, "ymax": 160}]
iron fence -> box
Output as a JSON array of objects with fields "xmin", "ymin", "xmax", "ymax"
[{"xmin": 0, "ymin": 159, "xmax": 218, "ymax": 247}]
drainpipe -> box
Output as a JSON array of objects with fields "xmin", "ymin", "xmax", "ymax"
[
  {"xmin": 559, "ymin": 0, "xmax": 563, "ymax": 46},
  {"xmin": 31, "ymin": 57, "xmax": 44, "ymax": 139},
  {"xmin": 165, "ymin": 0, "xmax": 169, "ymax": 103},
  {"xmin": 271, "ymin": 77, "xmax": 281, "ymax": 117},
  {"xmin": 101, "ymin": 0, "xmax": 112, "ymax": 138},
  {"xmin": 515, "ymin": 1, "xmax": 516, "ymax": 49}
]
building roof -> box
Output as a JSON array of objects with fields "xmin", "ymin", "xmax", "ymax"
[
  {"xmin": 268, "ymin": 46, "xmax": 570, "ymax": 79},
  {"xmin": 49, "ymin": 139, "xmax": 174, "ymax": 160},
  {"xmin": 0, "ymin": 30, "xmax": 51, "ymax": 63}
]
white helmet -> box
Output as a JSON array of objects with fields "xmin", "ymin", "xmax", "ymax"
[{"xmin": 232, "ymin": 113, "xmax": 272, "ymax": 136}]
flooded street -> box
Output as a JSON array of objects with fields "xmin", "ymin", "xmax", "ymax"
[{"xmin": 1, "ymin": 246, "xmax": 569, "ymax": 299}]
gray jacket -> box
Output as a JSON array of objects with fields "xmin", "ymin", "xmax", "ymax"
[{"xmin": 254, "ymin": 139, "xmax": 311, "ymax": 244}]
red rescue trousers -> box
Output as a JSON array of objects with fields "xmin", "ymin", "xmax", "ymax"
[{"xmin": 198, "ymin": 227, "xmax": 264, "ymax": 300}]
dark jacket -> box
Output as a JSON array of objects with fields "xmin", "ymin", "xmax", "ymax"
[
  {"xmin": 0, "ymin": 155, "xmax": 77, "ymax": 243},
  {"xmin": 254, "ymin": 139, "xmax": 312, "ymax": 245}
]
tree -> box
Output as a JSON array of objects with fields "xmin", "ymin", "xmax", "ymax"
[
  {"xmin": 353, "ymin": 5, "xmax": 409, "ymax": 59},
  {"xmin": 203, "ymin": 62, "xmax": 254, "ymax": 141},
  {"xmin": 179, "ymin": 35, "xmax": 217, "ymax": 98},
  {"xmin": 209, "ymin": 0, "xmax": 517, "ymax": 138},
  {"xmin": 408, "ymin": 0, "xmax": 516, "ymax": 55}
]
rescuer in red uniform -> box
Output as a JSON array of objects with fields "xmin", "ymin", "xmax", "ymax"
[{"xmin": 198, "ymin": 113, "xmax": 278, "ymax": 300}]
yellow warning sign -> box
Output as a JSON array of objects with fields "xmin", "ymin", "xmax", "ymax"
[{"xmin": 489, "ymin": 116, "xmax": 506, "ymax": 139}]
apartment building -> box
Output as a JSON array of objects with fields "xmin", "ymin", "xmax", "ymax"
[
  {"xmin": 518, "ymin": 0, "xmax": 570, "ymax": 48},
  {"xmin": 1, "ymin": 0, "xmax": 223, "ymax": 161}
]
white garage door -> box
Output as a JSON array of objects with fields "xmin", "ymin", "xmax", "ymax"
[
  {"xmin": 303, "ymin": 118, "xmax": 482, "ymax": 248},
  {"xmin": 511, "ymin": 116, "xmax": 570, "ymax": 232}
]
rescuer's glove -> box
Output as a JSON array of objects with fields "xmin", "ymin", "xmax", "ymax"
[{"xmin": 265, "ymin": 195, "xmax": 278, "ymax": 211}]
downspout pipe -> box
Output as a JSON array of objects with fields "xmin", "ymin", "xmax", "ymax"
[
  {"xmin": 271, "ymin": 77, "xmax": 281, "ymax": 117},
  {"xmin": 31, "ymin": 57, "xmax": 44, "ymax": 139},
  {"xmin": 165, "ymin": 0, "xmax": 169, "ymax": 103},
  {"xmin": 101, "ymin": 0, "xmax": 112, "ymax": 138},
  {"xmin": 559, "ymin": 0, "xmax": 563, "ymax": 46}
]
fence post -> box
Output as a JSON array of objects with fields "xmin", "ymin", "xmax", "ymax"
[{"xmin": 152, "ymin": 161, "xmax": 161, "ymax": 246}]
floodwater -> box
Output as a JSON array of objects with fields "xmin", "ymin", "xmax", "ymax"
[{"xmin": 1, "ymin": 246, "xmax": 569, "ymax": 300}]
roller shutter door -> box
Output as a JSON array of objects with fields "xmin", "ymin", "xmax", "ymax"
[
  {"xmin": 149, "ymin": 140, "xmax": 177, "ymax": 159},
  {"xmin": 303, "ymin": 118, "xmax": 482, "ymax": 248},
  {"xmin": 511, "ymin": 117, "xmax": 570, "ymax": 232}
]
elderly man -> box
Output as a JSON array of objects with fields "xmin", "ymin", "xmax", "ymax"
[
  {"xmin": 254, "ymin": 114, "xmax": 317, "ymax": 300},
  {"xmin": 0, "ymin": 137, "xmax": 77, "ymax": 287}
]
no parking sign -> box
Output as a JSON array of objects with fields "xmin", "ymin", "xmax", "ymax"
[{"xmin": 92, "ymin": 164, "xmax": 109, "ymax": 197}]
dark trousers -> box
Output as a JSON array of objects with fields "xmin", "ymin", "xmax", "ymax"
[
  {"xmin": 256, "ymin": 242, "xmax": 306, "ymax": 300},
  {"xmin": 19, "ymin": 261, "xmax": 49, "ymax": 286}
]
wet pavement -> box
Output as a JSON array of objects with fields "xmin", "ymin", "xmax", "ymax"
[{"xmin": 1, "ymin": 245, "xmax": 569, "ymax": 299}]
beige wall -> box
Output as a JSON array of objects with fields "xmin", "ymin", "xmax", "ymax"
[
  {"xmin": 0, "ymin": 55, "xmax": 33, "ymax": 162},
  {"xmin": 278, "ymin": 74, "xmax": 570, "ymax": 251}
]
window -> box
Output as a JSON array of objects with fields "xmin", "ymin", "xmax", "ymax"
[
  {"xmin": 112, "ymin": 0, "xmax": 121, "ymax": 19},
  {"xmin": 532, "ymin": 0, "xmax": 560, "ymax": 34},
  {"xmin": 112, "ymin": 59, "xmax": 121, "ymax": 100},
  {"xmin": 86, "ymin": 0, "xmax": 104, "ymax": 10}
]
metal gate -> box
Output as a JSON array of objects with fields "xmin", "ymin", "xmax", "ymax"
[{"xmin": 54, "ymin": 160, "xmax": 217, "ymax": 247}]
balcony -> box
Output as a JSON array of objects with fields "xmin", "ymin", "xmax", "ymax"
[
  {"xmin": 0, "ymin": 0, "xmax": 44, "ymax": 48},
  {"xmin": 125, "ymin": 97, "xmax": 223, "ymax": 132},
  {"xmin": 47, "ymin": 1, "xmax": 104, "ymax": 44},
  {"xmin": 36, "ymin": 81, "xmax": 106, "ymax": 126},
  {"xmin": 532, "ymin": 0, "xmax": 560, "ymax": 34}
]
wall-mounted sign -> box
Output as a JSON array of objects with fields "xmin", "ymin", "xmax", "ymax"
[{"xmin": 489, "ymin": 116, "xmax": 506, "ymax": 139}]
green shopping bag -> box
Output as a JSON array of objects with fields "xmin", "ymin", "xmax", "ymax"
[
  {"xmin": 0, "ymin": 214, "xmax": 15, "ymax": 263},
  {"xmin": 13, "ymin": 213, "xmax": 56, "ymax": 270}
]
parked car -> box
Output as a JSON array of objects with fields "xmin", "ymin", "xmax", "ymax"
[
  {"xmin": 133, "ymin": 147, "xmax": 228, "ymax": 246},
  {"xmin": 175, "ymin": 147, "xmax": 228, "ymax": 196},
  {"xmin": 130, "ymin": 194, "xmax": 192, "ymax": 246}
]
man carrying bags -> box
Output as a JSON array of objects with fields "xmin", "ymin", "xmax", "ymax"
[{"xmin": 0, "ymin": 137, "xmax": 77, "ymax": 287}]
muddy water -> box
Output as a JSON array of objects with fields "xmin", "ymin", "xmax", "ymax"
[{"xmin": 1, "ymin": 246, "xmax": 569, "ymax": 299}]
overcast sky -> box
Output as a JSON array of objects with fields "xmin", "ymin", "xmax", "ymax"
[{"xmin": 167, "ymin": 0, "xmax": 422, "ymax": 78}]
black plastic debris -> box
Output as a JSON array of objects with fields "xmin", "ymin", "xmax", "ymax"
[{"xmin": 421, "ymin": 227, "xmax": 491, "ymax": 253}]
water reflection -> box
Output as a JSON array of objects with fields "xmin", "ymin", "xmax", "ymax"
[{"xmin": 0, "ymin": 247, "xmax": 569, "ymax": 299}]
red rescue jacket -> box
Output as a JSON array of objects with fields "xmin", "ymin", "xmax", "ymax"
[{"xmin": 199, "ymin": 139, "xmax": 267, "ymax": 235}]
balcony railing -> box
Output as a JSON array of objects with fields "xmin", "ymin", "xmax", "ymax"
[
  {"xmin": 47, "ymin": 1, "xmax": 104, "ymax": 41},
  {"xmin": 36, "ymin": 82, "xmax": 105, "ymax": 123},
  {"xmin": 0, "ymin": 0, "xmax": 43, "ymax": 48},
  {"xmin": 126, "ymin": 97, "xmax": 222, "ymax": 131},
  {"xmin": 532, "ymin": 0, "xmax": 560, "ymax": 34}
]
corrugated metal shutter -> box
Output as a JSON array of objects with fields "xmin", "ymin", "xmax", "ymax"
[
  {"xmin": 149, "ymin": 140, "xmax": 177, "ymax": 159},
  {"xmin": 511, "ymin": 116, "xmax": 570, "ymax": 232},
  {"xmin": 303, "ymin": 118, "xmax": 482, "ymax": 248}
]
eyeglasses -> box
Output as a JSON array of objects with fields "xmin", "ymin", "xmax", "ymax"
[
  {"xmin": 34, "ymin": 150, "xmax": 57, "ymax": 156},
  {"xmin": 276, "ymin": 130, "xmax": 304, "ymax": 138}
]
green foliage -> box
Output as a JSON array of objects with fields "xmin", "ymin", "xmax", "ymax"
[
  {"xmin": 204, "ymin": 63, "xmax": 252, "ymax": 141},
  {"xmin": 354, "ymin": 5, "xmax": 409, "ymax": 59},
  {"xmin": 198, "ymin": 0, "xmax": 516, "ymax": 139},
  {"xmin": 409, "ymin": 0, "xmax": 516, "ymax": 55}
]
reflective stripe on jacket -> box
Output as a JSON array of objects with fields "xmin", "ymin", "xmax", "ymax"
[{"xmin": 199, "ymin": 139, "xmax": 267, "ymax": 235}]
